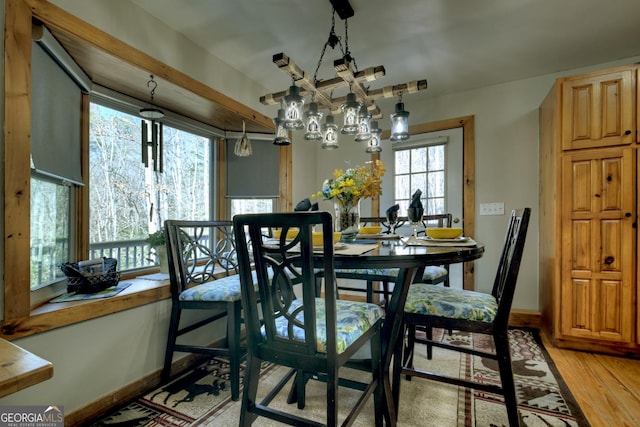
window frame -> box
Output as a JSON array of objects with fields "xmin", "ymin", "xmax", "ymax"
[
  {"xmin": 393, "ymin": 140, "xmax": 448, "ymax": 216},
  {"xmin": 1, "ymin": 2, "xmax": 287, "ymax": 339}
]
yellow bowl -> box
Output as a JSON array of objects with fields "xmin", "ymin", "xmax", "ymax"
[
  {"xmin": 312, "ymin": 231, "xmax": 342, "ymax": 246},
  {"xmin": 360, "ymin": 225, "xmax": 383, "ymax": 235},
  {"xmin": 426, "ymin": 227, "xmax": 463, "ymax": 239},
  {"xmin": 272, "ymin": 228, "xmax": 298, "ymax": 240}
]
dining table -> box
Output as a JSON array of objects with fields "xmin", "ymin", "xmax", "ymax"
[{"xmin": 328, "ymin": 236, "xmax": 485, "ymax": 425}]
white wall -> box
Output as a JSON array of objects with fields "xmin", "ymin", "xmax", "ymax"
[
  {"xmin": 293, "ymin": 56, "xmax": 640, "ymax": 312},
  {"xmin": 3, "ymin": 0, "xmax": 640, "ymax": 415}
]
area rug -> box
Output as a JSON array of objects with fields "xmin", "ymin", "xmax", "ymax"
[{"xmin": 87, "ymin": 329, "xmax": 589, "ymax": 426}]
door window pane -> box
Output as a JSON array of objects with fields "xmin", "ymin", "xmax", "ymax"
[{"xmin": 394, "ymin": 143, "xmax": 446, "ymax": 216}]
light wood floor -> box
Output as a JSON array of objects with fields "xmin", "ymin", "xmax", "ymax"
[{"xmin": 541, "ymin": 332, "xmax": 640, "ymax": 426}]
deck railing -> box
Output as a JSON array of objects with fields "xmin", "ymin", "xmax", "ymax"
[{"xmin": 31, "ymin": 239, "xmax": 157, "ymax": 288}]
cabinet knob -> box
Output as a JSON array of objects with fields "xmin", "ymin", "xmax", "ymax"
[
  {"xmin": 625, "ymin": 212, "xmax": 632, "ymax": 217},
  {"xmin": 604, "ymin": 256, "xmax": 614, "ymax": 265},
  {"xmin": 624, "ymin": 130, "xmax": 632, "ymax": 135}
]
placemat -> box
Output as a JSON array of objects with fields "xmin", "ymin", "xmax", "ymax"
[
  {"xmin": 334, "ymin": 243, "xmax": 380, "ymax": 255},
  {"xmin": 137, "ymin": 272, "xmax": 170, "ymax": 281},
  {"xmin": 49, "ymin": 282, "xmax": 132, "ymax": 303}
]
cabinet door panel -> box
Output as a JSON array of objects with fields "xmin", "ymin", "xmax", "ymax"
[
  {"xmin": 600, "ymin": 280, "xmax": 622, "ymax": 334},
  {"xmin": 571, "ymin": 220, "xmax": 591, "ymax": 271},
  {"xmin": 601, "ymin": 220, "xmax": 621, "ymax": 272},
  {"xmin": 601, "ymin": 157, "xmax": 623, "ymax": 211},
  {"xmin": 569, "ymin": 160, "xmax": 593, "ymax": 211},
  {"xmin": 564, "ymin": 278, "xmax": 592, "ymax": 333},
  {"xmin": 562, "ymin": 68, "xmax": 635, "ymax": 150}
]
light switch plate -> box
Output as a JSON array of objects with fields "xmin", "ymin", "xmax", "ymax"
[{"xmin": 480, "ymin": 202, "xmax": 504, "ymax": 215}]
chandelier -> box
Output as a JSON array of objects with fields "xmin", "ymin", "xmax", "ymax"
[{"xmin": 259, "ymin": 1, "xmax": 427, "ymax": 152}]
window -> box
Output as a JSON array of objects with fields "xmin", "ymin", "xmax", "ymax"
[
  {"xmin": 230, "ymin": 199, "xmax": 275, "ymax": 217},
  {"xmin": 393, "ymin": 142, "xmax": 447, "ymax": 216},
  {"xmin": 89, "ymin": 102, "xmax": 212, "ymax": 272},
  {"xmin": 30, "ymin": 176, "xmax": 74, "ymax": 290},
  {"xmin": 226, "ymin": 138, "xmax": 279, "ymax": 217},
  {"xmin": 29, "ymin": 35, "xmax": 86, "ymax": 292}
]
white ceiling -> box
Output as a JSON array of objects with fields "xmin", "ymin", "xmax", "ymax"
[{"xmin": 129, "ymin": 0, "xmax": 640, "ymax": 109}]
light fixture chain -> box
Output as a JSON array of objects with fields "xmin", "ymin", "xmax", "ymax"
[
  {"xmin": 147, "ymin": 74, "xmax": 158, "ymax": 102},
  {"xmin": 343, "ymin": 18, "xmax": 358, "ymax": 73}
]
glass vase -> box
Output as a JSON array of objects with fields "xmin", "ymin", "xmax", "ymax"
[{"xmin": 334, "ymin": 198, "xmax": 361, "ymax": 243}]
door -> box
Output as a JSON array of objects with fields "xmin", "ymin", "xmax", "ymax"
[
  {"xmin": 560, "ymin": 147, "xmax": 636, "ymax": 343},
  {"xmin": 561, "ymin": 67, "xmax": 635, "ymax": 150},
  {"xmin": 380, "ymin": 127, "xmax": 464, "ymax": 288}
]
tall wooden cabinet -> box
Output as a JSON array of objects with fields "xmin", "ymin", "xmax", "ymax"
[{"xmin": 540, "ymin": 64, "xmax": 640, "ymax": 356}]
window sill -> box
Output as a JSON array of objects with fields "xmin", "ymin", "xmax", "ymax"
[{"xmin": 0, "ymin": 277, "xmax": 170, "ymax": 341}]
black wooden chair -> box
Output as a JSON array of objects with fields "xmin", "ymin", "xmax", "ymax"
[
  {"xmin": 162, "ymin": 220, "xmax": 245, "ymax": 401},
  {"xmin": 392, "ymin": 208, "xmax": 531, "ymax": 427},
  {"xmin": 233, "ymin": 211, "xmax": 384, "ymax": 427},
  {"xmin": 335, "ymin": 213, "xmax": 453, "ymax": 306}
]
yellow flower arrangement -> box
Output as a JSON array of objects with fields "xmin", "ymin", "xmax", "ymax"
[{"xmin": 313, "ymin": 160, "xmax": 386, "ymax": 206}]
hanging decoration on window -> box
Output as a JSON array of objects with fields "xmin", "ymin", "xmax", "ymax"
[
  {"xmin": 234, "ymin": 120, "xmax": 253, "ymax": 157},
  {"xmin": 139, "ymin": 74, "xmax": 164, "ymax": 172}
]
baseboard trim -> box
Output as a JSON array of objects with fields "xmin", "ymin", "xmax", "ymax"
[{"xmin": 509, "ymin": 310, "xmax": 542, "ymax": 329}]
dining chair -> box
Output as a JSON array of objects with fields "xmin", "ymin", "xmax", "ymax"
[
  {"xmin": 393, "ymin": 207, "xmax": 531, "ymax": 427},
  {"xmin": 233, "ymin": 211, "xmax": 384, "ymax": 427},
  {"xmin": 335, "ymin": 213, "xmax": 453, "ymax": 306},
  {"xmin": 162, "ymin": 219, "xmax": 245, "ymax": 401}
]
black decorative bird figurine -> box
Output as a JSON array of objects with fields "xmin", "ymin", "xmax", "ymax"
[{"xmin": 294, "ymin": 198, "xmax": 312, "ymax": 211}]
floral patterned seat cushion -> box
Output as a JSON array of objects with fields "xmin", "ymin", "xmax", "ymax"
[
  {"xmin": 268, "ymin": 298, "xmax": 384, "ymax": 354},
  {"xmin": 422, "ymin": 266, "xmax": 448, "ymax": 282},
  {"xmin": 334, "ymin": 266, "xmax": 447, "ymax": 283},
  {"xmin": 179, "ymin": 271, "xmax": 260, "ymax": 302},
  {"xmin": 404, "ymin": 284, "xmax": 497, "ymax": 323}
]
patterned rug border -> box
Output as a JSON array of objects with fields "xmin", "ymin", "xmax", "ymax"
[
  {"xmin": 523, "ymin": 328, "xmax": 590, "ymax": 426},
  {"xmin": 88, "ymin": 329, "xmax": 590, "ymax": 426}
]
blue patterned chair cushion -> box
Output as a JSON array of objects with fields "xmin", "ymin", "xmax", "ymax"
[
  {"xmin": 422, "ymin": 266, "xmax": 448, "ymax": 281},
  {"xmin": 179, "ymin": 271, "xmax": 261, "ymax": 302},
  {"xmin": 404, "ymin": 284, "xmax": 498, "ymax": 323},
  {"xmin": 268, "ymin": 299, "xmax": 384, "ymax": 354},
  {"xmin": 335, "ymin": 268, "xmax": 398, "ymax": 278}
]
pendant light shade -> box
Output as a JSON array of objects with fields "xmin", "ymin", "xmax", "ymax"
[
  {"xmin": 322, "ymin": 114, "xmax": 339, "ymax": 149},
  {"xmin": 259, "ymin": 7, "xmax": 428, "ymax": 153},
  {"xmin": 354, "ymin": 104, "xmax": 372, "ymax": 142},
  {"xmin": 340, "ymin": 92, "xmax": 361, "ymax": 135},
  {"xmin": 273, "ymin": 109, "xmax": 291, "ymax": 145},
  {"xmin": 282, "ymin": 85, "xmax": 305, "ymax": 130},
  {"xmin": 304, "ymin": 102, "xmax": 323, "ymax": 140},
  {"xmin": 390, "ymin": 101, "xmax": 410, "ymax": 142},
  {"xmin": 234, "ymin": 120, "xmax": 252, "ymax": 157},
  {"xmin": 366, "ymin": 121, "xmax": 382, "ymax": 153}
]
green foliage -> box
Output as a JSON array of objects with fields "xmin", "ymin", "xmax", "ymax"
[{"xmin": 146, "ymin": 230, "xmax": 166, "ymax": 247}]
